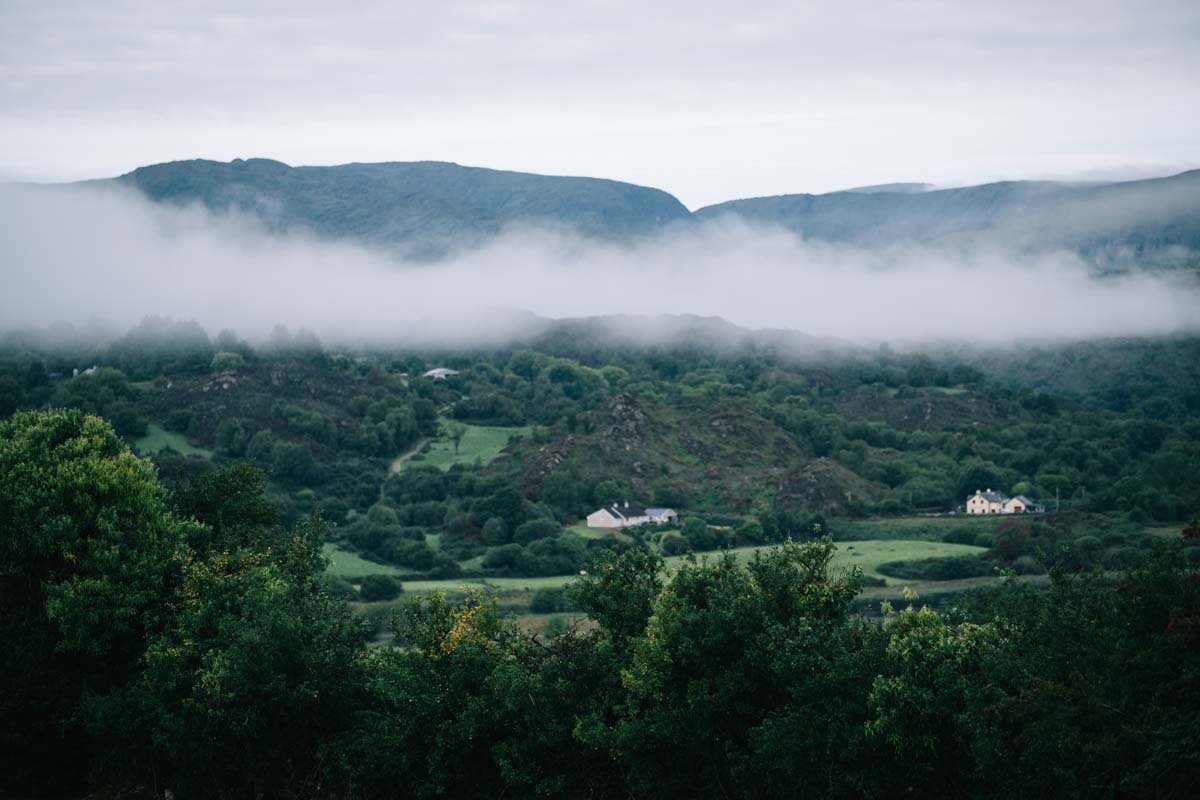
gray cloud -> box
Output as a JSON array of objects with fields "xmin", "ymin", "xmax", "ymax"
[
  {"xmin": 2, "ymin": 184, "xmax": 1197, "ymax": 346},
  {"xmin": 2, "ymin": 1, "xmax": 1199, "ymax": 206}
]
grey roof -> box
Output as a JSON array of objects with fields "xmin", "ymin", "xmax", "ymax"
[
  {"xmin": 646, "ymin": 507, "xmax": 676, "ymax": 517},
  {"xmin": 975, "ymin": 490, "xmax": 1008, "ymax": 503},
  {"xmin": 610, "ymin": 502, "xmax": 647, "ymax": 519},
  {"xmin": 1012, "ymin": 495, "xmax": 1040, "ymax": 506}
]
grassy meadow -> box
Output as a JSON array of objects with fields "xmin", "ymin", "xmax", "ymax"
[
  {"xmin": 133, "ymin": 423, "xmax": 214, "ymax": 458},
  {"xmin": 323, "ymin": 543, "xmax": 406, "ymax": 578},
  {"xmin": 396, "ymin": 420, "xmax": 532, "ymax": 473}
]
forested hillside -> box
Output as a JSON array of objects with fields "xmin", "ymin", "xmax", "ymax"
[{"xmin": 2, "ymin": 317, "xmax": 1197, "ymax": 600}]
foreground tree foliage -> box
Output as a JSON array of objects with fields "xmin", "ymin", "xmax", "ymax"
[
  {"xmin": 0, "ymin": 410, "xmax": 197, "ymax": 796},
  {"xmin": 1, "ymin": 410, "xmax": 1198, "ymax": 798},
  {"xmin": 0, "ymin": 411, "xmax": 361, "ymax": 799}
]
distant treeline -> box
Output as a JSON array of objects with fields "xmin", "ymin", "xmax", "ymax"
[{"xmin": 2, "ymin": 410, "xmax": 1198, "ymax": 799}]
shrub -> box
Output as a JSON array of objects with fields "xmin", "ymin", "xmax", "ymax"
[
  {"xmin": 322, "ymin": 574, "xmax": 358, "ymax": 601},
  {"xmin": 483, "ymin": 543, "xmax": 525, "ymax": 572},
  {"xmin": 542, "ymin": 615, "xmax": 570, "ymax": 639},
  {"xmin": 876, "ymin": 556, "xmax": 993, "ymax": 582},
  {"xmin": 210, "ymin": 351, "xmax": 247, "ymax": 372},
  {"xmin": 166, "ymin": 408, "xmax": 194, "ymax": 433},
  {"xmin": 481, "ymin": 516, "xmax": 509, "ymax": 545},
  {"xmin": 942, "ymin": 526, "xmax": 981, "ymax": 545},
  {"xmin": 358, "ymin": 574, "xmax": 402, "ymax": 602},
  {"xmin": 514, "ymin": 518, "xmax": 561, "ymax": 545},
  {"xmin": 426, "ymin": 556, "xmax": 463, "ymax": 579},
  {"xmin": 660, "ymin": 532, "xmax": 689, "ymax": 556},
  {"xmin": 530, "ymin": 587, "xmax": 575, "ymax": 614},
  {"xmin": 1012, "ymin": 555, "xmax": 1043, "ymax": 575},
  {"xmin": 736, "ymin": 518, "xmax": 765, "ymax": 545},
  {"xmin": 682, "ymin": 517, "xmax": 715, "ymax": 551}
]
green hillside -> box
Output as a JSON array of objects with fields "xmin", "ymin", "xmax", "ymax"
[
  {"xmin": 695, "ymin": 169, "xmax": 1200, "ymax": 273},
  {"xmin": 103, "ymin": 158, "xmax": 692, "ymax": 259}
]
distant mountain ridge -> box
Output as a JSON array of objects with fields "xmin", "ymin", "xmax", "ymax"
[
  {"xmin": 696, "ymin": 170, "xmax": 1200, "ymax": 272},
  {"xmin": 82, "ymin": 158, "xmax": 1200, "ymax": 271},
  {"xmin": 98, "ymin": 158, "xmax": 691, "ymax": 259},
  {"xmin": 838, "ymin": 182, "xmax": 936, "ymax": 194}
]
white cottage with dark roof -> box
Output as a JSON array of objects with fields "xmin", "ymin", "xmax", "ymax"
[{"xmin": 586, "ymin": 502, "xmax": 678, "ymax": 529}]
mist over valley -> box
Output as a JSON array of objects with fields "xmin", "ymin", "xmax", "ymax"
[{"xmin": 4, "ymin": 160, "xmax": 1199, "ymax": 345}]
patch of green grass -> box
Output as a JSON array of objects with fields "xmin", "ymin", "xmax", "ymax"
[
  {"xmin": 664, "ymin": 539, "xmax": 988, "ymax": 585},
  {"xmin": 134, "ymin": 423, "xmax": 214, "ymax": 458},
  {"xmin": 457, "ymin": 553, "xmax": 488, "ymax": 570},
  {"xmin": 402, "ymin": 574, "xmax": 582, "ymax": 594},
  {"xmin": 1145, "ymin": 525, "xmax": 1187, "ymax": 538},
  {"xmin": 399, "ymin": 421, "xmax": 531, "ymax": 472},
  {"xmin": 567, "ymin": 524, "xmax": 634, "ymax": 543},
  {"xmin": 322, "ymin": 543, "xmax": 405, "ymax": 579},
  {"xmin": 403, "ymin": 539, "xmax": 988, "ymax": 597}
]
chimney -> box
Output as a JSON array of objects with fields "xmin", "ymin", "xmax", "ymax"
[{"xmin": 624, "ymin": 500, "xmax": 629, "ymax": 508}]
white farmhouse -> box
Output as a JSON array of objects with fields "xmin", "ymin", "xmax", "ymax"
[
  {"xmin": 586, "ymin": 502, "xmax": 678, "ymax": 529},
  {"xmin": 966, "ymin": 489, "xmax": 1008, "ymax": 515},
  {"xmin": 966, "ymin": 489, "xmax": 1045, "ymax": 515}
]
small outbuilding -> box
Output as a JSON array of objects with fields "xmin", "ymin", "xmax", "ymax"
[{"xmin": 1003, "ymin": 495, "xmax": 1044, "ymax": 514}]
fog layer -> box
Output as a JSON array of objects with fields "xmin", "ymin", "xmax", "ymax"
[{"xmin": 2, "ymin": 185, "xmax": 1197, "ymax": 345}]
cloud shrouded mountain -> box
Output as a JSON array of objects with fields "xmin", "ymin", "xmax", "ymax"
[
  {"xmin": 90, "ymin": 158, "xmax": 1200, "ymax": 272},
  {"xmin": 98, "ymin": 158, "xmax": 693, "ymax": 260},
  {"xmin": 695, "ymin": 170, "xmax": 1200, "ymax": 273}
]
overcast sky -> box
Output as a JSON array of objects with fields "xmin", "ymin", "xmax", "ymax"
[{"xmin": 2, "ymin": 0, "xmax": 1199, "ymax": 208}]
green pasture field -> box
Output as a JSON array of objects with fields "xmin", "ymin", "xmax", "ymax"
[
  {"xmin": 398, "ymin": 420, "xmax": 531, "ymax": 472},
  {"xmin": 566, "ymin": 524, "xmax": 634, "ymax": 542},
  {"xmin": 663, "ymin": 539, "xmax": 989, "ymax": 584},
  {"xmin": 401, "ymin": 574, "xmax": 583, "ymax": 593},
  {"xmin": 133, "ymin": 423, "xmax": 213, "ymax": 458},
  {"xmin": 322, "ymin": 543, "xmax": 406, "ymax": 578},
  {"xmin": 352, "ymin": 538, "xmax": 990, "ymax": 596}
]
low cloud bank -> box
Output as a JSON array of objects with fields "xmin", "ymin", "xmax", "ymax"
[{"xmin": 2, "ymin": 184, "xmax": 1198, "ymax": 346}]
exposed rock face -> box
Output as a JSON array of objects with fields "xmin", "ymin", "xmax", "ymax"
[
  {"xmin": 677, "ymin": 429, "xmax": 712, "ymax": 459},
  {"xmin": 604, "ymin": 393, "xmax": 648, "ymax": 455},
  {"xmin": 522, "ymin": 435, "xmax": 575, "ymax": 494},
  {"xmin": 776, "ymin": 458, "xmax": 882, "ymax": 514},
  {"xmin": 201, "ymin": 371, "xmax": 239, "ymax": 392}
]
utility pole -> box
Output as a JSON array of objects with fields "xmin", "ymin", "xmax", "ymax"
[{"xmin": 1056, "ymin": 487, "xmax": 1060, "ymax": 513}]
